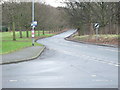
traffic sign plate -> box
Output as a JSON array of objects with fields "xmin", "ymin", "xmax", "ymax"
[
  {"xmin": 94, "ymin": 23, "xmax": 99, "ymax": 29},
  {"xmin": 31, "ymin": 21, "xmax": 37, "ymax": 27}
]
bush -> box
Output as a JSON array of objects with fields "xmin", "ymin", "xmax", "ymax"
[{"xmin": 0, "ymin": 26, "xmax": 8, "ymax": 32}]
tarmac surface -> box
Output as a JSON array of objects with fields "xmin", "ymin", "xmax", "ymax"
[{"xmin": 2, "ymin": 29, "xmax": 118, "ymax": 88}]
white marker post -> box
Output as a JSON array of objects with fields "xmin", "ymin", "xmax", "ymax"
[
  {"xmin": 32, "ymin": 26, "xmax": 35, "ymax": 46},
  {"xmin": 31, "ymin": 21, "xmax": 37, "ymax": 46},
  {"xmin": 31, "ymin": 0, "xmax": 38, "ymax": 46},
  {"xmin": 94, "ymin": 23, "xmax": 99, "ymax": 41}
]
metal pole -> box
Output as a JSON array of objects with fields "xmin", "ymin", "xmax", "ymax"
[
  {"xmin": 32, "ymin": 0, "xmax": 35, "ymax": 46},
  {"xmin": 96, "ymin": 28, "xmax": 98, "ymax": 41},
  {"xmin": 32, "ymin": 0, "xmax": 34, "ymax": 22}
]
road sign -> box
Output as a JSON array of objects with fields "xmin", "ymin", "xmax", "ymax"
[
  {"xmin": 31, "ymin": 21, "xmax": 37, "ymax": 27},
  {"xmin": 94, "ymin": 23, "xmax": 99, "ymax": 29}
]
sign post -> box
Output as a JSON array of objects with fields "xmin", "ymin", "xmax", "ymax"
[
  {"xmin": 31, "ymin": 21, "xmax": 37, "ymax": 46},
  {"xmin": 94, "ymin": 23, "xmax": 100, "ymax": 41},
  {"xmin": 31, "ymin": 0, "xmax": 35, "ymax": 46},
  {"xmin": 31, "ymin": 0, "xmax": 37, "ymax": 46}
]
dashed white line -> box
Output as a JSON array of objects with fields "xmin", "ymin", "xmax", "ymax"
[{"xmin": 9, "ymin": 80, "xmax": 18, "ymax": 82}]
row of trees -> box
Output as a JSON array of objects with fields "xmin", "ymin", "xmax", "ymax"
[
  {"xmin": 2, "ymin": 2, "xmax": 68, "ymax": 40},
  {"xmin": 2, "ymin": 1, "xmax": 120, "ymax": 39},
  {"xmin": 63, "ymin": 1, "xmax": 119, "ymax": 35}
]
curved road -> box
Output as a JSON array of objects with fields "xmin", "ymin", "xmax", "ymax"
[{"xmin": 2, "ymin": 30, "xmax": 118, "ymax": 88}]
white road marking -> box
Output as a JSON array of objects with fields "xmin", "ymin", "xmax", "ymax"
[
  {"xmin": 9, "ymin": 80, "xmax": 18, "ymax": 82},
  {"xmin": 92, "ymin": 79, "xmax": 112, "ymax": 82},
  {"xmin": 98, "ymin": 48, "xmax": 119, "ymax": 52},
  {"xmin": 91, "ymin": 75, "xmax": 97, "ymax": 77},
  {"xmin": 115, "ymin": 65, "xmax": 119, "ymax": 67}
]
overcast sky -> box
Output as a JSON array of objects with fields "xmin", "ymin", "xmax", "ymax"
[
  {"xmin": 1, "ymin": 0, "xmax": 120, "ymax": 6},
  {"xmin": 1, "ymin": 0, "xmax": 66, "ymax": 7},
  {"xmin": 43, "ymin": 0, "xmax": 66, "ymax": 7}
]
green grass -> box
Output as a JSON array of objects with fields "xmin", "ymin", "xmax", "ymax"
[
  {"xmin": 95, "ymin": 34, "xmax": 119, "ymax": 38},
  {"xmin": 1, "ymin": 31, "xmax": 54, "ymax": 54},
  {"xmin": 74, "ymin": 34, "xmax": 119, "ymax": 40}
]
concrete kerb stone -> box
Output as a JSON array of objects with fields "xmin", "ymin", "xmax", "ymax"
[{"xmin": 1, "ymin": 46, "xmax": 46, "ymax": 65}]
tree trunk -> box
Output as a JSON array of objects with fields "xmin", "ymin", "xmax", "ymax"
[
  {"xmin": 77, "ymin": 28, "xmax": 80, "ymax": 36},
  {"xmin": 42, "ymin": 29, "xmax": 45, "ymax": 35},
  {"xmin": 38, "ymin": 29, "xmax": 40, "ymax": 36},
  {"xmin": 49, "ymin": 30, "xmax": 50, "ymax": 34},
  {"xmin": 8, "ymin": 25, "xmax": 10, "ymax": 32},
  {"xmin": 12, "ymin": 22, "xmax": 16, "ymax": 41},
  {"xmin": 19, "ymin": 27, "xmax": 22, "ymax": 38},
  {"xmin": 89, "ymin": 23, "xmax": 94, "ymax": 36},
  {"xmin": 26, "ymin": 29, "xmax": 29, "ymax": 38}
]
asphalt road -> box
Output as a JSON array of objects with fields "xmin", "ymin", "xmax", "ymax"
[{"xmin": 2, "ymin": 30, "xmax": 118, "ymax": 88}]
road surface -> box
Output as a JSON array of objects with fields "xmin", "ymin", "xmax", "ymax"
[{"xmin": 2, "ymin": 30, "xmax": 118, "ymax": 88}]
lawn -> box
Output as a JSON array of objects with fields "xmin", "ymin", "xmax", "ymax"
[{"xmin": 1, "ymin": 31, "xmax": 54, "ymax": 54}]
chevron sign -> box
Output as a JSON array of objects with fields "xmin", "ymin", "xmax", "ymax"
[{"xmin": 94, "ymin": 23, "xmax": 99, "ymax": 29}]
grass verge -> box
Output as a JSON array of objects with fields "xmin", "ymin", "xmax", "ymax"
[
  {"xmin": 1, "ymin": 31, "xmax": 54, "ymax": 54},
  {"xmin": 71, "ymin": 34, "xmax": 119, "ymax": 45}
]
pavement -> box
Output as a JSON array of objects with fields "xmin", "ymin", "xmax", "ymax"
[
  {"xmin": 1, "ymin": 46, "xmax": 45, "ymax": 65},
  {"xmin": 2, "ymin": 29, "xmax": 119, "ymax": 88}
]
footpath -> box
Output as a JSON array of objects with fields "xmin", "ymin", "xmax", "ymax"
[{"xmin": 0, "ymin": 46, "xmax": 45, "ymax": 65}]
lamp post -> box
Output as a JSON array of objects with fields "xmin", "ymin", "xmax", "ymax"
[{"xmin": 32, "ymin": 0, "xmax": 35, "ymax": 46}]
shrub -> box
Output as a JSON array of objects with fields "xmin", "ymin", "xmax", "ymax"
[{"xmin": 0, "ymin": 26, "xmax": 8, "ymax": 32}]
